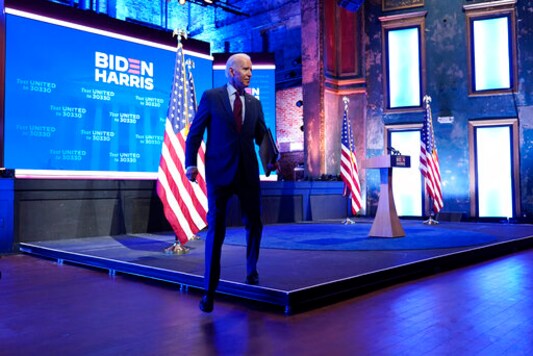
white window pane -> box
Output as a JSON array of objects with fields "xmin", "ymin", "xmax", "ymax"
[
  {"xmin": 390, "ymin": 130, "xmax": 422, "ymax": 216},
  {"xmin": 473, "ymin": 17, "xmax": 511, "ymax": 91},
  {"xmin": 388, "ymin": 28, "xmax": 420, "ymax": 108},
  {"xmin": 476, "ymin": 126, "xmax": 513, "ymax": 217}
]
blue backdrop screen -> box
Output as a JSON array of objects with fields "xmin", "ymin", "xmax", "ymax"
[{"xmin": 4, "ymin": 12, "xmax": 212, "ymax": 177}]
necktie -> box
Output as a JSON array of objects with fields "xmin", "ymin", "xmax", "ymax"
[{"xmin": 233, "ymin": 92, "xmax": 242, "ymax": 133}]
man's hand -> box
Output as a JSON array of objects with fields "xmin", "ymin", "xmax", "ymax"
[
  {"xmin": 185, "ymin": 166, "xmax": 199, "ymax": 182},
  {"xmin": 267, "ymin": 161, "xmax": 280, "ymax": 172}
]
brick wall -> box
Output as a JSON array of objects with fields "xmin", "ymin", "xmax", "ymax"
[
  {"xmin": 276, "ymin": 87, "xmax": 305, "ymax": 180},
  {"xmin": 276, "ymin": 87, "xmax": 303, "ymax": 152}
]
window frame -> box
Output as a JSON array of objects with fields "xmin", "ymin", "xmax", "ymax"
[
  {"xmin": 384, "ymin": 123, "xmax": 424, "ymax": 216},
  {"xmin": 468, "ymin": 118, "xmax": 520, "ymax": 218},
  {"xmin": 380, "ymin": 11, "xmax": 427, "ymax": 113},
  {"xmin": 464, "ymin": 0, "xmax": 518, "ymax": 96}
]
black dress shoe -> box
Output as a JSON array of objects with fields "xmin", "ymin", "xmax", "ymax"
[
  {"xmin": 199, "ymin": 294, "xmax": 214, "ymax": 313},
  {"xmin": 245, "ymin": 274, "xmax": 259, "ymax": 285}
]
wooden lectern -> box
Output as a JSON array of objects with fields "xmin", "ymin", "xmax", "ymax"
[{"xmin": 363, "ymin": 155, "xmax": 411, "ymax": 238}]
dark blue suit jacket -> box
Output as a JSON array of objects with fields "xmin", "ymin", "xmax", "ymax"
[{"xmin": 185, "ymin": 85, "xmax": 267, "ymax": 187}]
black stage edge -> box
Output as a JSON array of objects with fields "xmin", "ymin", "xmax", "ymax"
[
  {"xmin": 18, "ymin": 221, "xmax": 533, "ymax": 314},
  {"xmin": 285, "ymin": 236, "xmax": 533, "ymax": 314},
  {"xmin": 18, "ymin": 242, "xmax": 292, "ymax": 308}
]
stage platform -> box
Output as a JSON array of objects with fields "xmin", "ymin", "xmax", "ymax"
[{"xmin": 19, "ymin": 219, "xmax": 533, "ymax": 314}]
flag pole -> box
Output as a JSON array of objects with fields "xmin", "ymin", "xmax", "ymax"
[
  {"xmin": 423, "ymin": 197, "xmax": 439, "ymax": 225},
  {"xmin": 341, "ymin": 96, "xmax": 356, "ymax": 225},
  {"xmin": 164, "ymin": 28, "xmax": 193, "ymax": 255},
  {"xmin": 422, "ymin": 95, "xmax": 439, "ymax": 225},
  {"xmin": 183, "ymin": 57, "xmax": 202, "ymax": 242}
]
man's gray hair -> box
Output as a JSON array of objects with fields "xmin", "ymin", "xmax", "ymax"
[{"xmin": 225, "ymin": 53, "xmax": 251, "ymax": 78}]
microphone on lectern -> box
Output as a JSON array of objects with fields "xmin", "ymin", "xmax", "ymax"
[{"xmin": 387, "ymin": 146, "xmax": 401, "ymax": 155}]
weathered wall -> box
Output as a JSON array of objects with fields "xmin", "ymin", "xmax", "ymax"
[
  {"xmin": 516, "ymin": 0, "xmax": 533, "ymax": 218},
  {"xmin": 364, "ymin": 0, "xmax": 533, "ymax": 218}
]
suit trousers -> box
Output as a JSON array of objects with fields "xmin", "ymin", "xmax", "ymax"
[{"xmin": 203, "ymin": 163, "xmax": 263, "ymax": 294}]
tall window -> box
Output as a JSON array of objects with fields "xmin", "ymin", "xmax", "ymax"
[
  {"xmin": 386, "ymin": 125, "xmax": 423, "ymax": 217},
  {"xmin": 469, "ymin": 119, "xmax": 520, "ymax": 218},
  {"xmin": 465, "ymin": 1, "xmax": 517, "ymax": 95},
  {"xmin": 387, "ymin": 28, "xmax": 420, "ymax": 108},
  {"xmin": 380, "ymin": 11, "xmax": 426, "ymax": 112},
  {"xmin": 476, "ymin": 126, "xmax": 512, "ymax": 217}
]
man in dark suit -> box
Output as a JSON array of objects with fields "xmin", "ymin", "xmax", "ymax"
[{"xmin": 185, "ymin": 53, "xmax": 269, "ymax": 313}]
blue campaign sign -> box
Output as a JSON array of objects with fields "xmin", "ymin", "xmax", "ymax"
[
  {"xmin": 4, "ymin": 12, "xmax": 212, "ymax": 177},
  {"xmin": 213, "ymin": 60, "xmax": 277, "ymax": 178}
]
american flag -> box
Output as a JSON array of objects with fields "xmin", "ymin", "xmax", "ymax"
[
  {"xmin": 156, "ymin": 41, "xmax": 208, "ymax": 245},
  {"xmin": 340, "ymin": 110, "xmax": 363, "ymax": 215},
  {"xmin": 419, "ymin": 97, "xmax": 443, "ymax": 213}
]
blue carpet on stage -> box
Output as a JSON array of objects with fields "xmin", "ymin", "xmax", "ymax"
[{"xmin": 212, "ymin": 222, "xmax": 499, "ymax": 251}]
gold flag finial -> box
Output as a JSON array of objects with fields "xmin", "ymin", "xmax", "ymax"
[
  {"xmin": 173, "ymin": 28, "xmax": 188, "ymax": 45},
  {"xmin": 423, "ymin": 95, "xmax": 432, "ymax": 108},
  {"xmin": 342, "ymin": 96, "xmax": 350, "ymax": 112}
]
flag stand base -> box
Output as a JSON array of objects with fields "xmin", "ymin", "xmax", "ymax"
[
  {"xmin": 164, "ymin": 242, "xmax": 190, "ymax": 255},
  {"xmin": 189, "ymin": 234, "xmax": 201, "ymax": 241},
  {"xmin": 342, "ymin": 218, "xmax": 356, "ymax": 225},
  {"xmin": 423, "ymin": 216, "xmax": 439, "ymax": 225},
  {"xmin": 164, "ymin": 234, "xmax": 202, "ymax": 255}
]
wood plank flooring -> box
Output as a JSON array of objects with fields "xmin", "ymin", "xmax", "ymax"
[{"xmin": 1, "ymin": 250, "xmax": 533, "ymax": 355}]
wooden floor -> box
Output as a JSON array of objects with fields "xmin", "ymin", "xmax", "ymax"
[{"xmin": 2, "ymin": 251, "xmax": 533, "ymax": 355}]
